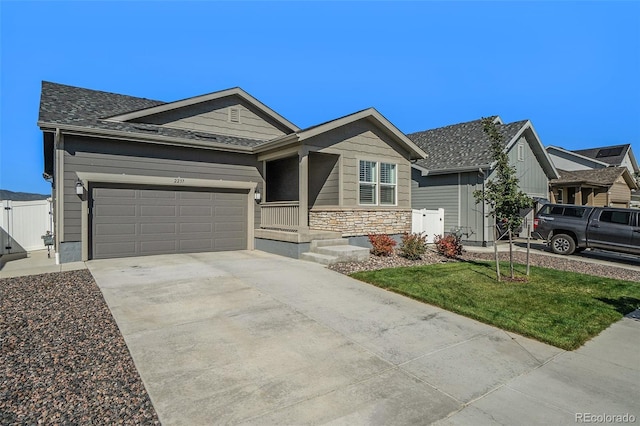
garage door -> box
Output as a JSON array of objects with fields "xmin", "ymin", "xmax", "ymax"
[{"xmin": 91, "ymin": 186, "xmax": 248, "ymax": 259}]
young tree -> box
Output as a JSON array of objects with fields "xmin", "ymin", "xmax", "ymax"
[{"xmin": 473, "ymin": 117, "xmax": 532, "ymax": 279}]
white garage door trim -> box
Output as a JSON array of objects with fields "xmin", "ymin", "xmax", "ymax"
[{"xmin": 76, "ymin": 172, "xmax": 258, "ymax": 261}]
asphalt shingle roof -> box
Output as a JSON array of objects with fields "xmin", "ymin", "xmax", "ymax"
[
  {"xmin": 407, "ymin": 118, "xmax": 528, "ymax": 171},
  {"xmin": 38, "ymin": 81, "xmax": 268, "ymax": 148},
  {"xmin": 551, "ymin": 167, "xmax": 627, "ymax": 187},
  {"xmin": 572, "ymin": 144, "xmax": 631, "ymax": 168}
]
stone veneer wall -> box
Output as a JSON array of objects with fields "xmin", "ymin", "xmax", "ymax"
[{"xmin": 309, "ymin": 208, "xmax": 412, "ymax": 236}]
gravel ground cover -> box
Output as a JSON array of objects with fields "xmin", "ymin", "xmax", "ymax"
[
  {"xmin": 0, "ymin": 270, "xmax": 159, "ymax": 425},
  {"xmin": 330, "ymin": 247, "xmax": 640, "ymax": 282}
]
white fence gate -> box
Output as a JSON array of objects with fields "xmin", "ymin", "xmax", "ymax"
[
  {"xmin": 1, "ymin": 199, "xmax": 52, "ymax": 254},
  {"xmin": 411, "ymin": 208, "xmax": 444, "ymax": 243}
]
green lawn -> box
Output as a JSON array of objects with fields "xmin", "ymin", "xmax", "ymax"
[{"xmin": 350, "ymin": 261, "xmax": 640, "ymax": 350}]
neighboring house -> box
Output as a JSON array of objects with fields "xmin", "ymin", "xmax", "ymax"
[
  {"xmin": 38, "ymin": 82, "xmax": 426, "ymax": 263},
  {"xmin": 407, "ymin": 116, "xmax": 559, "ymax": 246},
  {"xmin": 549, "ymin": 167, "xmax": 638, "ymax": 208},
  {"xmin": 546, "ymin": 144, "xmax": 639, "ymax": 207}
]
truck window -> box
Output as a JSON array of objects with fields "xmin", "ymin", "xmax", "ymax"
[
  {"xmin": 550, "ymin": 206, "xmax": 564, "ymax": 215},
  {"xmin": 563, "ymin": 207, "xmax": 587, "ymax": 218},
  {"xmin": 599, "ymin": 210, "xmax": 630, "ymax": 225}
]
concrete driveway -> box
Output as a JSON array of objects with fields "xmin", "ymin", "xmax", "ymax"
[{"xmin": 88, "ymin": 251, "xmax": 639, "ymax": 425}]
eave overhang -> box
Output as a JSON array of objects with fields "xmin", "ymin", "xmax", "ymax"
[{"xmin": 37, "ymin": 121, "xmax": 255, "ymax": 154}]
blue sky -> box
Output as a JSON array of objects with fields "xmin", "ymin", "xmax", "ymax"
[{"xmin": 1, "ymin": 1, "xmax": 639, "ymax": 194}]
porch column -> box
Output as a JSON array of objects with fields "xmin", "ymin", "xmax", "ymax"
[
  {"xmin": 298, "ymin": 151, "xmax": 309, "ymax": 231},
  {"xmin": 576, "ymin": 186, "xmax": 582, "ymax": 206}
]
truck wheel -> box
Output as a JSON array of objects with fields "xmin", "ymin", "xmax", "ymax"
[{"xmin": 550, "ymin": 234, "xmax": 576, "ymax": 255}]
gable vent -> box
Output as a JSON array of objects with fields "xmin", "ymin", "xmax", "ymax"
[{"xmin": 229, "ymin": 107, "xmax": 240, "ymax": 123}]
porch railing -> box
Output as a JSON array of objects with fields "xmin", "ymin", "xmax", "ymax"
[{"xmin": 260, "ymin": 201, "xmax": 300, "ymax": 231}]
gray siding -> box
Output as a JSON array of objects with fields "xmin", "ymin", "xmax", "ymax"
[
  {"xmin": 411, "ymin": 169, "xmax": 459, "ymax": 233},
  {"xmin": 62, "ymin": 136, "xmax": 262, "ymax": 241},
  {"xmin": 507, "ymin": 135, "xmax": 550, "ymax": 198},
  {"xmin": 548, "ymin": 150, "xmax": 601, "ymax": 171},
  {"xmin": 306, "ymin": 120, "xmax": 412, "ymax": 207},
  {"xmin": 133, "ymin": 96, "xmax": 289, "ymax": 140},
  {"xmin": 411, "ymin": 169, "xmax": 490, "ymax": 244},
  {"xmin": 309, "ymin": 153, "xmax": 339, "ymax": 207},
  {"xmin": 459, "ymin": 172, "xmax": 488, "ymax": 244}
]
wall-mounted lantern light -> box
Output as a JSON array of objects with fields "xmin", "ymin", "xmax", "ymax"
[
  {"xmin": 76, "ymin": 180, "xmax": 84, "ymax": 196},
  {"xmin": 254, "ymin": 188, "xmax": 261, "ymax": 203}
]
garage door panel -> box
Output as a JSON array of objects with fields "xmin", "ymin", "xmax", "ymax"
[
  {"xmin": 140, "ymin": 223, "xmax": 178, "ymax": 235},
  {"xmin": 92, "ymin": 186, "xmax": 248, "ymax": 259},
  {"xmin": 215, "ymin": 222, "xmax": 244, "ymax": 232},
  {"xmin": 215, "ymin": 206, "xmax": 245, "ymax": 216},
  {"xmin": 180, "ymin": 223, "xmax": 213, "ymax": 233},
  {"xmin": 95, "ymin": 188, "xmax": 136, "ymax": 198},
  {"xmin": 179, "ymin": 192, "xmax": 213, "ymax": 200},
  {"xmin": 94, "ymin": 242, "xmax": 137, "ymax": 257},
  {"xmin": 95, "ymin": 204, "xmax": 136, "ymax": 216},
  {"xmin": 179, "ymin": 239, "xmax": 213, "ymax": 251},
  {"xmin": 95, "ymin": 223, "xmax": 136, "ymax": 236},
  {"xmin": 214, "ymin": 238, "xmax": 245, "ymax": 250},
  {"xmin": 139, "ymin": 190, "xmax": 177, "ymax": 199},
  {"xmin": 140, "ymin": 205, "xmax": 178, "ymax": 217},
  {"xmin": 140, "ymin": 240, "xmax": 178, "ymax": 253},
  {"xmin": 180, "ymin": 206, "xmax": 212, "ymax": 216}
]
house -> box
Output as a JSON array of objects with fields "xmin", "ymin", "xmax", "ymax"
[
  {"xmin": 38, "ymin": 82, "xmax": 426, "ymax": 263},
  {"xmin": 407, "ymin": 117, "xmax": 559, "ymax": 246},
  {"xmin": 548, "ymin": 167, "xmax": 638, "ymax": 207},
  {"xmin": 546, "ymin": 144, "xmax": 639, "ymax": 207}
]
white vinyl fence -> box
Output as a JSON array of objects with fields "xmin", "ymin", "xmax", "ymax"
[
  {"xmin": 411, "ymin": 208, "xmax": 444, "ymax": 243},
  {"xmin": 1, "ymin": 199, "xmax": 52, "ymax": 254}
]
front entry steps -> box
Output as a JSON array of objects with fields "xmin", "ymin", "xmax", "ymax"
[{"xmin": 301, "ymin": 238, "xmax": 370, "ymax": 265}]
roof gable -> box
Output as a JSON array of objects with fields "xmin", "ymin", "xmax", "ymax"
[
  {"xmin": 408, "ymin": 117, "xmax": 558, "ymax": 178},
  {"xmin": 572, "ymin": 144, "xmax": 630, "ymax": 166},
  {"xmin": 551, "ymin": 167, "xmax": 638, "ymax": 189},
  {"xmin": 576, "ymin": 144, "xmax": 639, "ymax": 175},
  {"xmin": 106, "ymin": 87, "xmax": 299, "ymax": 133},
  {"xmin": 38, "ymin": 82, "xmax": 282, "ymax": 150},
  {"xmin": 546, "ymin": 146, "xmax": 610, "ymax": 170},
  {"xmin": 255, "ymin": 108, "xmax": 427, "ymax": 160}
]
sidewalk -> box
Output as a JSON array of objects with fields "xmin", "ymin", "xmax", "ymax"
[
  {"xmin": 465, "ymin": 239, "xmax": 640, "ymax": 272},
  {"xmin": 0, "ymin": 249, "xmax": 86, "ymax": 279}
]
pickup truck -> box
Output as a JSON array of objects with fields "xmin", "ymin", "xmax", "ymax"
[{"xmin": 533, "ymin": 203, "xmax": 640, "ymax": 256}]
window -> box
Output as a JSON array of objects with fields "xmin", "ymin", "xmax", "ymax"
[
  {"xmin": 539, "ymin": 205, "xmax": 588, "ymax": 218},
  {"xmin": 517, "ymin": 143, "xmax": 525, "ymax": 161},
  {"xmin": 599, "ymin": 210, "xmax": 630, "ymax": 225},
  {"xmin": 359, "ymin": 160, "xmax": 396, "ymax": 205},
  {"xmin": 556, "ymin": 189, "xmax": 564, "ymax": 203}
]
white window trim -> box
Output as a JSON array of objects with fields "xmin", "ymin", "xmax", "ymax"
[{"xmin": 358, "ymin": 160, "xmax": 397, "ymax": 206}]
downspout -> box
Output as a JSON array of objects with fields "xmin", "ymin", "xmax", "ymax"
[
  {"xmin": 53, "ymin": 128, "xmax": 64, "ymax": 263},
  {"xmin": 479, "ymin": 168, "xmax": 487, "ymax": 247}
]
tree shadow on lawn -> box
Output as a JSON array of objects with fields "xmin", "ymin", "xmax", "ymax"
[
  {"xmin": 597, "ymin": 296, "xmax": 640, "ymax": 316},
  {"xmin": 459, "ymin": 259, "xmax": 530, "ymax": 282}
]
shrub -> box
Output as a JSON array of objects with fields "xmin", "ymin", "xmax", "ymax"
[
  {"xmin": 368, "ymin": 234, "xmax": 397, "ymax": 256},
  {"xmin": 399, "ymin": 233, "xmax": 428, "ymax": 260},
  {"xmin": 434, "ymin": 234, "xmax": 463, "ymax": 258}
]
